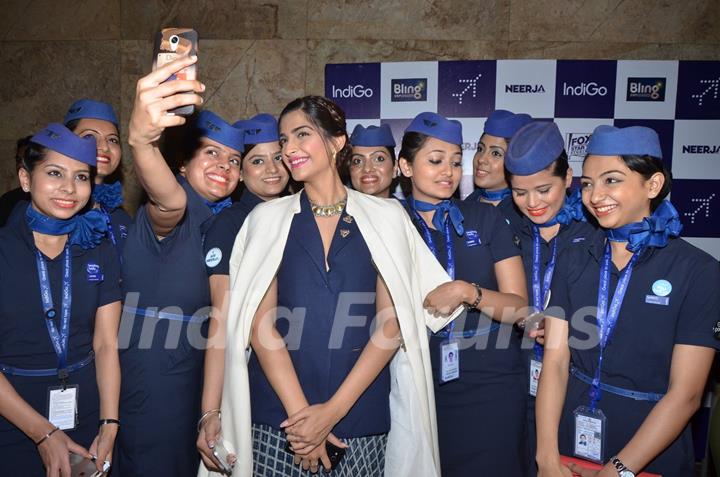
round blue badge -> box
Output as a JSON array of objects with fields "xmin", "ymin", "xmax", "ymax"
[
  {"xmin": 205, "ymin": 247, "xmax": 222, "ymax": 268},
  {"xmin": 651, "ymin": 279, "xmax": 672, "ymax": 297}
]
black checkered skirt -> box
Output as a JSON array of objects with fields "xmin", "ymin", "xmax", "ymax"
[{"xmin": 252, "ymin": 423, "xmax": 387, "ymax": 476}]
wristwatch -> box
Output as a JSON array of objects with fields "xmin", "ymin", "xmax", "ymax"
[{"xmin": 610, "ymin": 456, "xmax": 636, "ymax": 477}]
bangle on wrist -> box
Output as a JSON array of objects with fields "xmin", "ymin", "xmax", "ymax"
[
  {"xmin": 198, "ymin": 409, "xmax": 221, "ymax": 431},
  {"xmin": 465, "ymin": 283, "xmax": 482, "ymax": 310},
  {"xmin": 99, "ymin": 418, "xmax": 120, "ymax": 427},
  {"xmin": 34, "ymin": 426, "xmax": 59, "ymax": 447}
]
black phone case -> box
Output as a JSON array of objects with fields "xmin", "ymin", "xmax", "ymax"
[{"xmin": 284, "ymin": 440, "xmax": 347, "ymax": 469}]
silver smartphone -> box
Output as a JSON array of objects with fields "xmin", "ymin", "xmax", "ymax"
[
  {"xmin": 212, "ymin": 439, "xmax": 234, "ymax": 474},
  {"xmin": 69, "ymin": 453, "xmax": 105, "ymax": 477}
]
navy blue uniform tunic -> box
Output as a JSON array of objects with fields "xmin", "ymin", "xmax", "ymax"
[
  {"xmin": 548, "ymin": 235, "xmax": 720, "ymax": 476},
  {"xmin": 103, "ymin": 205, "xmax": 132, "ymax": 254},
  {"xmin": 249, "ymin": 192, "xmax": 391, "ymax": 439},
  {"xmin": 464, "ymin": 189, "xmax": 524, "ymax": 232},
  {"xmin": 203, "ymin": 190, "xmax": 262, "ymax": 277},
  {"xmin": 512, "ymin": 216, "xmax": 600, "ymax": 477},
  {"xmin": 407, "ymin": 199, "xmax": 528, "ymax": 477},
  {"xmin": 0, "ymin": 206, "xmax": 121, "ymax": 476},
  {"xmin": 117, "ymin": 176, "xmax": 217, "ymax": 477}
]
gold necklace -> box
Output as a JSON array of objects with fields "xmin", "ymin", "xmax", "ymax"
[{"xmin": 310, "ymin": 196, "xmax": 347, "ymax": 217}]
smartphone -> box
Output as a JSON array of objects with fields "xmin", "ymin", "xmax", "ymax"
[
  {"xmin": 284, "ymin": 439, "xmax": 347, "ymax": 470},
  {"xmin": 519, "ymin": 310, "xmax": 545, "ymax": 331},
  {"xmin": 69, "ymin": 453, "xmax": 104, "ymax": 477},
  {"xmin": 212, "ymin": 439, "xmax": 234, "ymax": 474},
  {"xmin": 151, "ymin": 27, "xmax": 198, "ymax": 116}
]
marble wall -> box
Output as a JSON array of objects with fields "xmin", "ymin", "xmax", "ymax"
[{"xmin": 1, "ymin": 0, "xmax": 718, "ymax": 211}]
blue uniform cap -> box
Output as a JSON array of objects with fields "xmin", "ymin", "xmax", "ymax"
[
  {"xmin": 505, "ymin": 121, "xmax": 565, "ymax": 176},
  {"xmin": 196, "ymin": 110, "xmax": 244, "ymax": 152},
  {"xmin": 350, "ymin": 124, "xmax": 396, "ymax": 148},
  {"xmin": 483, "ymin": 109, "xmax": 532, "ymax": 139},
  {"xmin": 405, "ymin": 112, "xmax": 462, "ymax": 145},
  {"xmin": 586, "ymin": 125, "xmax": 662, "ymax": 159},
  {"xmin": 63, "ymin": 99, "xmax": 119, "ymax": 127},
  {"xmin": 31, "ymin": 123, "xmax": 97, "ymax": 167},
  {"xmin": 233, "ymin": 113, "xmax": 279, "ymax": 145}
]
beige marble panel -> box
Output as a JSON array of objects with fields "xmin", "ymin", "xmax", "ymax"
[
  {"xmin": 0, "ymin": 41, "xmax": 121, "ymax": 141},
  {"xmin": 120, "ymin": 0, "xmax": 308, "ymax": 40},
  {"xmin": 4, "ymin": 1, "xmax": 121, "ymax": 40},
  {"xmin": 307, "ymin": 0, "xmax": 510, "ymax": 41},
  {"xmin": 508, "ymin": 41, "xmax": 720, "ymax": 60},
  {"xmin": 305, "ymin": 39, "xmax": 508, "ymax": 95},
  {"xmin": 509, "ymin": 0, "xmax": 719, "ymax": 44}
]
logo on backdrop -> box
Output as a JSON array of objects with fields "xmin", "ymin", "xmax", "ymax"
[
  {"xmin": 691, "ymin": 78, "xmax": 720, "ymax": 106},
  {"xmin": 566, "ymin": 133, "xmax": 592, "ymax": 162},
  {"xmin": 682, "ymin": 144, "xmax": 720, "ymax": 154},
  {"xmin": 325, "ymin": 63, "xmax": 381, "ymax": 118},
  {"xmin": 438, "ymin": 60, "xmax": 496, "ymax": 118},
  {"xmin": 626, "ymin": 77, "xmax": 666, "ymax": 102},
  {"xmin": 676, "ymin": 61, "xmax": 720, "ymax": 120},
  {"xmin": 391, "ymin": 78, "xmax": 427, "ymax": 102},
  {"xmin": 505, "ymin": 84, "xmax": 545, "ymax": 93},
  {"xmin": 555, "ymin": 60, "xmax": 617, "ymax": 118},
  {"xmin": 668, "ymin": 179, "xmax": 719, "ymax": 237}
]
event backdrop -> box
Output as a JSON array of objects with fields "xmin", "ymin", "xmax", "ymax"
[{"xmin": 325, "ymin": 60, "xmax": 720, "ymax": 259}]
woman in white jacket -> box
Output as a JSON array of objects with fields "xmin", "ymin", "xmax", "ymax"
[{"xmin": 198, "ymin": 96, "xmax": 463, "ymax": 477}]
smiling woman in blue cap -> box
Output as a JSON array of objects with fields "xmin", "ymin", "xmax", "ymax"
[
  {"xmin": 504, "ymin": 120, "xmax": 600, "ymax": 477},
  {"xmin": 197, "ymin": 112, "xmax": 289, "ymax": 472},
  {"xmin": 398, "ymin": 111, "xmax": 529, "ymax": 476},
  {"xmin": 347, "ymin": 124, "xmax": 398, "ymax": 198},
  {"xmin": 465, "ymin": 109, "xmax": 532, "ymax": 226},
  {"xmin": 64, "ymin": 98, "xmax": 133, "ymax": 252},
  {"xmin": 536, "ymin": 125, "xmax": 720, "ymax": 477},
  {"xmin": 116, "ymin": 57, "xmax": 243, "ymax": 476},
  {"xmin": 0, "ymin": 123, "xmax": 121, "ymax": 476}
]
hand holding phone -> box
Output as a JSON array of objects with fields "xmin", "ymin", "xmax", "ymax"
[
  {"xmin": 69, "ymin": 453, "xmax": 105, "ymax": 477},
  {"xmin": 151, "ymin": 28, "xmax": 199, "ymax": 116},
  {"xmin": 211, "ymin": 439, "xmax": 235, "ymax": 475}
]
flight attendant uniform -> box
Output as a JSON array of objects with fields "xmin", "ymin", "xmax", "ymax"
[
  {"xmin": 464, "ymin": 109, "xmax": 532, "ymax": 230},
  {"xmin": 503, "ymin": 120, "xmax": 600, "ymax": 477},
  {"xmin": 0, "ymin": 124, "xmax": 120, "ymax": 475},
  {"xmin": 64, "ymin": 99, "xmax": 132, "ymax": 253},
  {"xmin": 548, "ymin": 126, "xmax": 720, "ymax": 476},
  {"xmin": 204, "ymin": 113, "xmax": 280, "ymax": 277},
  {"xmin": 250, "ymin": 192, "xmax": 391, "ymax": 476},
  {"xmin": 402, "ymin": 113, "xmax": 528, "ymax": 477},
  {"xmin": 116, "ymin": 111, "xmax": 242, "ymax": 477}
]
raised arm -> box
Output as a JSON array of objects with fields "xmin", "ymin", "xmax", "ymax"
[{"xmin": 127, "ymin": 55, "xmax": 204, "ymax": 236}]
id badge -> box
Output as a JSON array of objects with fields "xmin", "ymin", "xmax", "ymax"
[
  {"xmin": 47, "ymin": 385, "xmax": 79, "ymax": 431},
  {"xmin": 529, "ymin": 359, "xmax": 542, "ymax": 397},
  {"xmin": 573, "ymin": 406, "xmax": 605, "ymax": 463},
  {"xmin": 440, "ymin": 340, "xmax": 459, "ymax": 384}
]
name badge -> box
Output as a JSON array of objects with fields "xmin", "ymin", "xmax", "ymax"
[
  {"xmin": 529, "ymin": 359, "xmax": 542, "ymax": 397},
  {"xmin": 47, "ymin": 385, "xmax": 79, "ymax": 431},
  {"xmin": 464, "ymin": 230, "xmax": 481, "ymax": 248},
  {"xmin": 440, "ymin": 340, "xmax": 459, "ymax": 383},
  {"xmin": 573, "ymin": 406, "xmax": 605, "ymax": 463},
  {"xmin": 86, "ymin": 263, "xmax": 104, "ymax": 282},
  {"xmin": 645, "ymin": 294, "xmax": 669, "ymax": 306}
]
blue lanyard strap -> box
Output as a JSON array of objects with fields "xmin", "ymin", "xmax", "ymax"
[
  {"xmin": 531, "ymin": 226, "xmax": 558, "ymax": 361},
  {"xmin": 35, "ymin": 245, "xmax": 72, "ymax": 380},
  {"xmin": 409, "ymin": 204, "xmax": 456, "ymax": 333},
  {"xmin": 100, "ymin": 206, "xmax": 117, "ymax": 248},
  {"xmin": 590, "ymin": 242, "xmax": 639, "ymax": 410}
]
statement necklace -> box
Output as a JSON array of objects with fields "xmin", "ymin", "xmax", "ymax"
[{"xmin": 310, "ymin": 196, "xmax": 347, "ymax": 217}]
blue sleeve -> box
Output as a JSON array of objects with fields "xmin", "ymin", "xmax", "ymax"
[
  {"xmin": 675, "ymin": 258, "xmax": 720, "ymax": 350},
  {"xmin": 98, "ymin": 241, "xmax": 122, "ymax": 306},
  {"xmin": 486, "ymin": 205, "xmax": 521, "ymax": 263}
]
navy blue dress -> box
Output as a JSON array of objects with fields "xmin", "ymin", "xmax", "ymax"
[
  {"xmin": 102, "ymin": 206, "xmax": 132, "ymax": 254},
  {"xmin": 0, "ymin": 206, "xmax": 121, "ymax": 476},
  {"xmin": 407, "ymin": 199, "xmax": 528, "ymax": 477},
  {"xmin": 464, "ymin": 189, "xmax": 524, "ymax": 232},
  {"xmin": 513, "ymin": 216, "xmax": 600, "ymax": 477},
  {"xmin": 117, "ymin": 176, "xmax": 217, "ymax": 477},
  {"xmin": 203, "ymin": 189, "xmax": 263, "ymax": 277},
  {"xmin": 250, "ymin": 192, "xmax": 390, "ymax": 438},
  {"xmin": 549, "ymin": 235, "xmax": 720, "ymax": 476}
]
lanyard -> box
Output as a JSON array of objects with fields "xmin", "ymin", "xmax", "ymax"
[
  {"xmin": 100, "ymin": 206, "xmax": 117, "ymax": 248},
  {"xmin": 410, "ymin": 205, "xmax": 456, "ymax": 333},
  {"xmin": 35, "ymin": 245, "xmax": 72, "ymax": 382},
  {"xmin": 531, "ymin": 226, "xmax": 558, "ymax": 361},
  {"xmin": 589, "ymin": 242, "xmax": 639, "ymax": 410}
]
